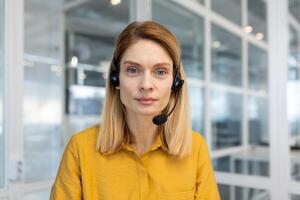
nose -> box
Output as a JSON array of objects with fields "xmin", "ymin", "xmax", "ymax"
[{"xmin": 139, "ymin": 72, "xmax": 154, "ymax": 91}]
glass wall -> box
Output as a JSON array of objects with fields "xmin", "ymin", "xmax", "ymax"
[
  {"xmin": 289, "ymin": 0, "xmax": 300, "ymax": 25},
  {"xmin": 24, "ymin": 0, "xmax": 63, "ymax": 182},
  {"xmin": 211, "ymin": 23, "xmax": 243, "ymax": 151},
  {"xmin": 212, "ymin": 91, "xmax": 242, "ymax": 149},
  {"xmin": 211, "ymin": 0, "xmax": 241, "ymax": 26},
  {"xmin": 248, "ymin": 0, "xmax": 267, "ymax": 41},
  {"xmin": 0, "ymin": 0, "xmax": 4, "ymax": 189},
  {"xmin": 248, "ymin": 44, "xmax": 268, "ymax": 91},
  {"xmin": 211, "ymin": 24, "xmax": 242, "ymax": 87},
  {"xmin": 213, "ymin": 39, "xmax": 269, "ymax": 176},
  {"xmin": 189, "ymin": 86, "xmax": 204, "ymax": 134},
  {"xmin": 212, "ymin": 0, "xmax": 269, "ymax": 176},
  {"xmin": 248, "ymin": 97, "xmax": 268, "ymax": 146}
]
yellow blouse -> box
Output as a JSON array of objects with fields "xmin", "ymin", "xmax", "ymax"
[{"xmin": 50, "ymin": 125, "xmax": 220, "ymax": 200}]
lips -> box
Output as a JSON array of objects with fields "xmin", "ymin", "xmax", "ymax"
[
  {"xmin": 137, "ymin": 97, "xmax": 157, "ymax": 101},
  {"xmin": 135, "ymin": 97, "xmax": 158, "ymax": 105}
]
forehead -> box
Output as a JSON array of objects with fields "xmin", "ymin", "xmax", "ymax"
[{"xmin": 120, "ymin": 39, "xmax": 173, "ymax": 65}]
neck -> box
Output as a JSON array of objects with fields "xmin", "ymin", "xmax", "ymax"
[{"xmin": 126, "ymin": 113, "xmax": 158, "ymax": 154}]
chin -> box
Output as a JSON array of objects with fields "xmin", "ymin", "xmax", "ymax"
[{"xmin": 134, "ymin": 108, "xmax": 161, "ymax": 116}]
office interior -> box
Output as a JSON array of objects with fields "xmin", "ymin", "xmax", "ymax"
[{"xmin": 0, "ymin": 0, "xmax": 300, "ymax": 199}]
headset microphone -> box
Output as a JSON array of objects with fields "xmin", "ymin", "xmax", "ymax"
[
  {"xmin": 152, "ymin": 93, "xmax": 180, "ymax": 125},
  {"xmin": 152, "ymin": 78, "xmax": 184, "ymax": 126}
]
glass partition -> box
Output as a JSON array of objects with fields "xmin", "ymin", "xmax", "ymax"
[
  {"xmin": 289, "ymin": 26, "xmax": 299, "ymax": 80},
  {"xmin": 189, "ymin": 86, "xmax": 204, "ymax": 135},
  {"xmin": 289, "ymin": 0, "xmax": 300, "ymax": 23},
  {"xmin": 24, "ymin": 0, "xmax": 63, "ymax": 182},
  {"xmin": 247, "ymin": 0, "xmax": 267, "ymax": 41},
  {"xmin": 248, "ymin": 97, "xmax": 268, "ymax": 146},
  {"xmin": 211, "ymin": 24, "xmax": 242, "ymax": 87},
  {"xmin": 211, "ymin": 90, "xmax": 242, "ymax": 149},
  {"xmin": 248, "ymin": 44, "xmax": 268, "ymax": 91},
  {"xmin": 211, "ymin": 0, "xmax": 241, "ymax": 26}
]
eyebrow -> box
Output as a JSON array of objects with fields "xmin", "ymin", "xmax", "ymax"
[{"xmin": 122, "ymin": 60, "xmax": 172, "ymax": 68}]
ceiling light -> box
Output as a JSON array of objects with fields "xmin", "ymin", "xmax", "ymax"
[
  {"xmin": 244, "ymin": 25, "xmax": 253, "ymax": 33},
  {"xmin": 212, "ymin": 41, "xmax": 221, "ymax": 48},
  {"xmin": 256, "ymin": 32, "xmax": 264, "ymax": 40},
  {"xmin": 111, "ymin": 0, "xmax": 121, "ymax": 5},
  {"xmin": 70, "ymin": 56, "xmax": 78, "ymax": 67}
]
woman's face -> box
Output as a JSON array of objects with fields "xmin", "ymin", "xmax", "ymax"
[{"xmin": 118, "ymin": 39, "xmax": 173, "ymax": 118}]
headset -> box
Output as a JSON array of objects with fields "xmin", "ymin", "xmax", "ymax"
[{"xmin": 109, "ymin": 55, "xmax": 184, "ymax": 125}]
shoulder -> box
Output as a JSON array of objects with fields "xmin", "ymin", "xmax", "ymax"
[
  {"xmin": 191, "ymin": 131, "xmax": 212, "ymax": 163},
  {"xmin": 191, "ymin": 131, "xmax": 209, "ymax": 156},
  {"xmin": 191, "ymin": 131, "xmax": 206, "ymax": 147},
  {"xmin": 69, "ymin": 124, "xmax": 100, "ymax": 151},
  {"xmin": 72, "ymin": 124, "xmax": 99, "ymax": 140}
]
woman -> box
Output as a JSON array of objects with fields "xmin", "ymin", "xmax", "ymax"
[{"xmin": 50, "ymin": 21, "xmax": 220, "ymax": 200}]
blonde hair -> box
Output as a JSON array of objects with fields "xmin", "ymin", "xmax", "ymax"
[{"xmin": 97, "ymin": 21, "xmax": 192, "ymax": 158}]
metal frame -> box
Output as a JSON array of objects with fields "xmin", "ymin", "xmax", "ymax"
[
  {"xmin": 1, "ymin": 0, "xmax": 24, "ymax": 198},
  {"xmin": 217, "ymin": 172, "xmax": 271, "ymax": 190},
  {"xmin": 204, "ymin": 0, "xmax": 212, "ymax": 151},
  {"xmin": 268, "ymin": 0, "xmax": 289, "ymax": 199},
  {"xmin": 241, "ymin": 0, "xmax": 249, "ymax": 149},
  {"xmin": 4, "ymin": 0, "xmax": 24, "ymax": 185},
  {"xmin": 133, "ymin": 0, "xmax": 152, "ymax": 21},
  {"xmin": 0, "ymin": 0, "xmax": 5, "ymax": 194},
  {"xmin": 288, "ymin": 3, "xmax": 300, "ymax": 199}
]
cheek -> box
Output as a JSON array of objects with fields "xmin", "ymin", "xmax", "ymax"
[
  {"xmin": 119, "ymin": 80, "xmax": 134, "ymax": 102},
  {"xmin": 160, "ymin": 82, "xmax": 173, "ymax": 105},
  {"xmin": 162, "ymin": 90, "xmax": 172, "ymax": 104}
]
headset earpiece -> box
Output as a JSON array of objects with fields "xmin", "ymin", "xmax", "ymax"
[
  {"xmin": 171, "ymin": 68, "xmax": 184, "ymax": 92},
  {"xmin": 110, "ymin": 69, "xmax": 119, "ymax": 87},
  {"xmin": 110, "ymin": 57, "xmax": 120, "ymax": 87}
]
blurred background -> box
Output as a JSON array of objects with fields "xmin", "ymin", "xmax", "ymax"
[{"xmin": 0, "ymin": 0, "xmax": 300, "ymax": 199}]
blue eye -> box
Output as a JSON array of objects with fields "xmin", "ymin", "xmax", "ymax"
[
  {"xmin": 155, "ymin": 69, "xmax": 167, "ymax": 77},
  {"xmin": 126, "ymin": 67, "xmax": 139, "ymax": 76}
]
